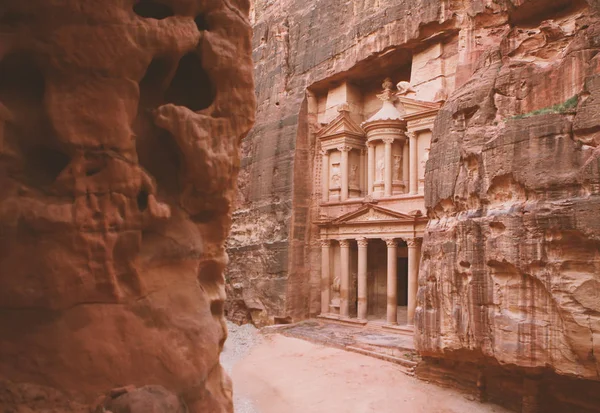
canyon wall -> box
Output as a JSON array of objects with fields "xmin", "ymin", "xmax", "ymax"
[
  {"xmin": 416, "ymin": 0, "xmax": 600, "ymax": 411},
  {"xmin": 237, "ymin": 0, "xmax": 600, "ymax": 410},
  {"xmin": 0, "ymin": 1, "xmax": 254, "ymax": 412}
]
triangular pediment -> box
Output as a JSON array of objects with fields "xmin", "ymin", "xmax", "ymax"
[
  {"xmin": 398, "ymin": 97, "xmax": 441, "ymax": 115},
  {"xmin": 317, "ymin": 110, "xmax": 365, "ymax": 139},
  {"xmin": 332, "ymin": 204, "xmax": 419, "ymax": 225}
]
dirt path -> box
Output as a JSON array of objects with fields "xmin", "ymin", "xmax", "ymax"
[{"xmin": 232, "ymin": 334, "xmax": 511, "ymax": 413}]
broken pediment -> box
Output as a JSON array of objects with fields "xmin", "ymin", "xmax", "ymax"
[
  {"xmin": 398, "ymin": 96, "xmax": 441, "ymax": 116},
  {"xmin": 317, "ymin": 108, "xmax": 365, "ymax": 139}
]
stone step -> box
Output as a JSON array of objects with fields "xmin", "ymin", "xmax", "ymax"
[{"xmin": 345, "ymin": 345, "xmax": 418, "ymax": 373}]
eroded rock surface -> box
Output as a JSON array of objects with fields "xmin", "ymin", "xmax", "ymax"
[
  {"xmin": 0, "ymin": 0, "xmax": 254, "ymax": 411},
  {"xmin": 417, "ymin": 1, "xmax": 600, "ymax": 411}
]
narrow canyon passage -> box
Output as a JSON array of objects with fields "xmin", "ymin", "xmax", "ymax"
[{"xmin": 223, "ymin": 324, "xmax": 510, "ymax": 413}]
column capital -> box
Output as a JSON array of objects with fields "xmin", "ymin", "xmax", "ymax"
[
  {"xmin": 356, "ymin": 237, "xmax": 368, "ymax": 247},
  {"xmin": 384, "ymin": 238, "xmax": 397, "ymax": 248},
  {"xmin": 406, "ymin": 131, "xmax": 417, "ymax": 140},
  {"xmin": 339, "ymin": 239, "xmax": 351, "ymax": 248},
  {"xmin": 319, "ymin": 239, "xmax": 331, "ymax": 248},
  {"xmin": 382, "ymin": 137, "xmax": 395, "ymax": 145},
  {"xmin": 337, "ymin": 145, "xmax": 352, "ymax": 152},
  {"xmin": 320, "ymin": 148, "xmax": 329, "ymax": 156},
  {"xmin": 406, "ymin": 237, "xmax": 423, "ymax": 248}
]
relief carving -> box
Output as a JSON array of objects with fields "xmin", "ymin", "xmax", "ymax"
[
  {"xmin": 394, "ymin": 155, "xmax": 401, "ymax": 180},
  {"xmin": 377, "ymin": 157, "xmax": 384, "ymax": 181},
  {"xmin": 350, "ymin": 164, "xmax": 359, "ymax": 186},
  {"xmin": 330, "ymin": 163, "xmax": 341, "ymax": 188}
]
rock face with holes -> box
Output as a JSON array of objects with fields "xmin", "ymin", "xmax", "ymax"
[
  {"xmin": 416, "ymin": 1, "xmax": 600, "ymax": 412},
  {"xmin": 0, "ymin": 0, "xmax": 254, "ymax": 412}
]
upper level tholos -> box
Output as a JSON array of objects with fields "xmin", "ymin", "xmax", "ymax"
[{"xmin": 317, "ymin": 79, "xmax": 440, "ymax": 206}]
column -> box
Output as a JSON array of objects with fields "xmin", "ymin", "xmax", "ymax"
[
  {"xmin": 359, "ymin": 149, "xmax": 366, "ymax": 197},
  {"xmin": 339, "ymin": 239, "xmax": 350, "ymax": 318},
  {"xmin": 409, "ymin": 132, "xmax": 418, "ymax": 194},
  {"xmin": 320, "ymin": 239, "xmax": 331, "ymax": 314},
  {"xmin": 367, "ymin": 143, "xmax": 375, "ymax": 196},
  {"xmin": 407, "ymin": 237, "xmax": 422, "ymax": 325},
  {"xmin": 383, "ymin": 137, "xmax": 394, "ymax": 197},
  {"xmin": 402, "ymin": 141, "xmax": 409, "ymax": 191},
  {"xmin": 321, "ymin": 150, "xmax": 330, "ymax": 203},
  {"xmin": 356, "ymin": 237, "xmax": 368, "ymax": 320},
  {"xmin": 339, "ymin": 146, "xmax": 350, "ymax": 201},
  {"xmin": 385, "ymin": 238, "xmax": 398, "ymax": 324}
]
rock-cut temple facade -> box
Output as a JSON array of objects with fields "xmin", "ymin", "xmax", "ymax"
[{"xmin": 315, "ymin": 77, "xmax": 440, "ymax": 328}]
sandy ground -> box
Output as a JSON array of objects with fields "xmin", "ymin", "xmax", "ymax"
[
  {"xmin": 230, "ymin": 332, "xmax": 512, "ymax": 413},
  {"xmin": 221, "ymin": 322, "xmax": 261, "ymax": 413}
]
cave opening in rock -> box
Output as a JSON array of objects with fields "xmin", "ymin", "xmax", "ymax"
[
  {"xmin": 24, "ymin": 146, "xmax": 71, "ymax": 186},
  {"xmin": 165, "ymin": 52, "xmax": 215, "ymax": 111},
  {"xmin": 132, "ymin": 0, "xmax": 174, "ymax": 20},
  {"xmin": 194, "ymin": 14, "xmax": 210, "ymax": 31},
  {"xmin": 138, "ymin": 57, "xmax": 172, "ymax": 110},
  {"xmin": 137, "ymin": 189, "xmax": 149, "ymax": 211},
  {"xmin": 135, "ymin": 128, "xmax": 182, "ymax": 198},
  {"xmin": 0, "ymin": 53, "xmax": 68, "ymax": 187},
  {"xmin": 508, "ymin": 0, "xmax": 588, "ymax": 27},
  {"xmin": 0, "ymin": 53, "xmax": 45, "ymax": 106}
]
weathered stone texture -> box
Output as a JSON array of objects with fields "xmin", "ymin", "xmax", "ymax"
[
  {"xmin": 0, "ymin": 0, "xmax": 254, "ymax": 411},
  {"xmin": 417, "ymin": 0, "xmax": 600, "ymax": 410}
]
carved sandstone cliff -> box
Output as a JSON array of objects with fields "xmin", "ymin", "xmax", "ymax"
[
  {"xmin": 228, "ymin": 0, "xmax": 462, "ymax": 325},
  {"xmin": 417, "ymin": 1, "xmax": 600, "ymax": 411},
  {"xmin": 0, "ymin": 0, "xmax": 254, "ymax": 411}
]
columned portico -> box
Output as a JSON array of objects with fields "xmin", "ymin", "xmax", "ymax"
[{"xmin": 317, "ymin": 204, "xmax": 426, "ymax": 327}]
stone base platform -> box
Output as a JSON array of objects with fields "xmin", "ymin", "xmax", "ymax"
[
  {"xmin": 316, "ymin": 314, "xmax": 368, "ymax": 325},
  {"xmin": 263, "ymin": 319, "xmax": 419, "ymax": 374}
]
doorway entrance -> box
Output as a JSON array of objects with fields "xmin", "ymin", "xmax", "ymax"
[{"xmin": 362, "ymin": 239, "xmax": 409, "ymax": 324}]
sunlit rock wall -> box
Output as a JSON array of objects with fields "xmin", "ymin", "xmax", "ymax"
[
  {"xmin": 0, "ymin": 1, "xmax": 254, "ymax": 411},
  {"xmin": 417, "ymin": 1, "xmax": 600, "ymax": 411}
]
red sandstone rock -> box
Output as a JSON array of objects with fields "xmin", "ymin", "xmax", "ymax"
[
  {"xmin": 418, "ymin": 1, "xmax": 600, "ymax": 411},
  {"xmin": 238, "ymin": 0, "xmax": 600, "ymax": 411},
  {"xmin": 0, "ymin": 0, "xmax": 254, "ymax": 411}
]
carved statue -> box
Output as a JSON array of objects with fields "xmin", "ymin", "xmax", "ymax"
[
  {"xmin": 394, "ymin": 155, "xmax": 401, "ymax": 180},
  {"xmin": 350, "ymin": 164, "xmax": 359, "ymax": 186},
  {"xmin": 396, "ymin": 81, "xmax": 416, "ymax": 96},
  {"xmin": 331, "ymin": 164, "xmax": 341, "ymax": 188},
  {"xmin": 330, "ymin": 273, "xmax": 341, "ymax": 310},
  {"xmin": 382, "ymin": 77, "xmax": 394, "ymax": 91},
  {"xmin": 377, "ymin": 157, "xmax": 385, "ymax": 181}
]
